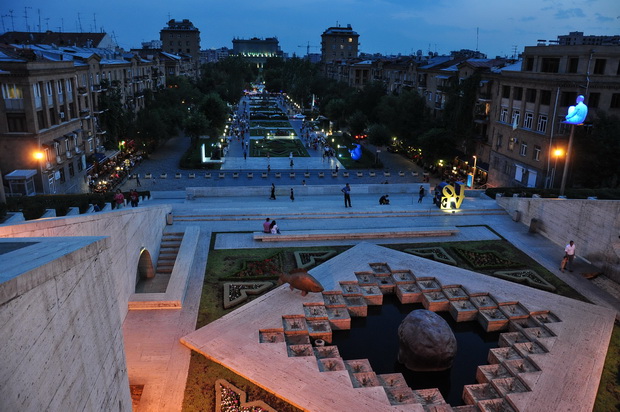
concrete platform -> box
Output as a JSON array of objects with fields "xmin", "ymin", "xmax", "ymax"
[
  {"xmin": 253, "ymin": 226, "xmax": 459, "ymax": 241},
  {"xmin": 181, "ymin": 243, "xmax": 616, "ymax": 412}
]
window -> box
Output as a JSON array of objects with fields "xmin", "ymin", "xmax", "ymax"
[
  {"xmin": 540, "ymin": 90, "xmax": 551, "ymax": 105},
  {"xmin": 46, "ymin": 81, "xmax": 53, "ymax": 96},
  {"xmin": 513, "ymin": 87, "xmax": 523, "ymax": 101},
  {"xmin": 523, "ymin": 112, "xmax": 534, "ymax": 129},
  {"xmin": 68, "ymin": 162, "xmax": 75, "ymax": 177},
  {"xmin": 519, "ymin": 142, "xmax": 528, "ymax": 156},
  {"xmin": 503, "ymin": 161, "xmax": 512, "ymax": 174},
  {"xmin": 59, "ymin": 167, "xmax": 66, "ymax": 183},
  {"xmin": 534, "ymin": 145, "xmax": 541, "ymax": 161},
  {"xmin": 511, "ymin": 109, "xmax": 520, "ymax": 126},
  {"xmin": 496, "ymin": 134, "xmax": 503, "ymax": 149},
  {"xmin": 6, "ymin": 114, "xmax": 27, "ymax": 132},
  {"xmin": 541, "ymin": 58, "xmax": 560, "ymax": 73},
  {"xmin": 610, "ymin": 93, "xmax": 620, "ymax": 109},
  {"xmin": 526, "ymin": 89, "xmax": 536, "ymax": 103},
  {"xmin": 57, "ymin": 80, "xmax": 63, "ymax": 94},
  {"xmin": 593, "ymin": 59, "xmax": 606, "ymax": 75},
  {"xmin": 537, "ymin": 115, "xmax": 548, "ymax": 133},
  {"xmin": 2, "ymin": 84, "xmax": 24, "ymax": 99},
  {"xmin": 500, "ymin": 107, "xmax": 508, "ymax": 122},
  {"xmin": 502, "ymin": 86, "xmax": 510, "ymax": 98},
  {"xmin": 88, "ymin": 137, "xmax": 94, "ymax": 152},
  {"xmin": 525, "ymin": 58, "xmax": 534, "ymax": 71},
  {"xmin": 560, "ymin": 91, "xmax": 578, "ymax": 107},
  {"xmin": 428, "ymin": 92, "xmax": 433, "ymax": 101},
  {"xmin": 567, "ymin": 58, "xmax": 579, "ymax": 73},
  {"xmin": 588, "ymin": 93, "xmax": 600, "ymax": 109},
  {"xmin": 65, "ymin": 79, "xmax": 72, "ymax": 93},
  {"xmin": 36, "ymin": 110, "xmax": 45, "ymax": 130}
]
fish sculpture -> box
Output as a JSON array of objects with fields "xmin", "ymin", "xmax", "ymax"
[
  {"xmin": 279, "ymin": 268, "xmax": 324, "ymax": 296},
  {"xmin": 349, "ymin": 144, "xmax": 362, "ymax": 161}
]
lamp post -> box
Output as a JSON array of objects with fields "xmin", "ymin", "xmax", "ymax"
[
  {"xmin": 472, "ymin": 155, "xmax": 477, "ymax": 188},
  {"xmin": 550, "ymin": 148, "xmax": 563, "ymax": 188},
  {"xmin": 559, "ymin": 95, "xmax": 588, "ymax": 197}
]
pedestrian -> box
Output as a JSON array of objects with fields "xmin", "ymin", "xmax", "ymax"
[
  {"xmin": 114, "ymin": 189, "xmax": 125, "ymax": 209},
  {"xmin": 341, "ymin": 183, "xmax": 352, "ymax": 208},
  {"xmin": 263, "ymin": 218, "xmax": 271, "ymax": 233},
  {"xmin": 244, "ymin": 150, "xmax": 247, "ymax": 160},
  {"xmin": 136, "ymin": 174, "xmax": 141, "ymax": 187},
  {"xmin": 302, "ymin": 179, "xmax": 306, "ymax": 186},
  {"xmin": 270, "ymin": 183, "xmax": 276, "ymax": 200},
  {"xmin": 129, "ymin": 189, "xmax": 140, "ymax": 207},
  {"xmin": 335, "ymin": 165, "xmax": 339, "ymax": 173},
  {"xmin": 290, "ymin": 188, "xmax": 295, "ymax": 202},
  {"xmin": 561, "ymin": 240, "xmax": 576, "ymax": 272},
  {"xmin": 267, "ymin": 164, "xmax": 271, "ymax": 173},
  {"xmin": 290, "ymin": 159, "xmax": 294, "ymax": 167},
  {"xmin": 418, "ymin": 185, "xmax": 425, "ymax": 203},
  {"xmin": 379, "ymin": 194, "xmax": 390, "ymax": 205}
]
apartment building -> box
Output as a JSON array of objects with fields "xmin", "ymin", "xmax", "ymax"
[
  {"xmin": 486, "ymin": 44, "xmax": 620, "ymax": 188},
  {"xmin": 160, "ymin": 19, "xmax": 201, "ymax": 78},
  {"xmin": 0, "ymin": 45, "xmax": 162, "ymax": 195},
  {"xmin": 321, "ymin": 24, "xmax": 359, "ymax": 64}
]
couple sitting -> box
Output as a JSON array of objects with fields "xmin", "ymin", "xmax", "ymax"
[{"xmin": 262, "ymin": 217, "xmax": 281, "ymax": 234}]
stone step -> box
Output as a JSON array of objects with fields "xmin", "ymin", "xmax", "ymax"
[
  {"xmin": 161, "ymin": 241, "xmax": 181, "ymax": 247},
  {"xmin": 156, "ymin": 267, "xmax": 173, "ymax": 274},
  {"xmin": 156, "ymin": 260, "xmax": 176, "ymax": 267}
]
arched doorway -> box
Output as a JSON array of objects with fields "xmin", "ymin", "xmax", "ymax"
[{"xmin": 136, "ymin": 248, "xmax": 155, "ymax": 287}]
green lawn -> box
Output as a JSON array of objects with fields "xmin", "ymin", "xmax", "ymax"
[
  {"xmin": 249, "ymin": 138, "xmax": 309, "ymax": 157},
  {"xmin": 182, "ymin": 238, "xmax": 619, "ymax": 411}
]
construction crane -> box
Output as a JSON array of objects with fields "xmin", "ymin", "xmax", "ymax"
[{"xmin": 297, "ymin": 41, "xmax": 319, "ymax": 57}]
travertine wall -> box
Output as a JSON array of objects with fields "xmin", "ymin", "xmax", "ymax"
[
  {"xmin": 497, "ymin": 196, "xmax": 620, "ymax": 282},
  {"xmin": 0, "ymin": 204, "xmax": 172, "ymax": 321},
  {"xmin": 0, "ymin": 237, "xmax": 131, "ymax": 411}
]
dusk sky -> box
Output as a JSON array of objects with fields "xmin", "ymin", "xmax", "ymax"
[{"xmin": 2, "ymin": 0, "xmax": 619, "ymax": 58}]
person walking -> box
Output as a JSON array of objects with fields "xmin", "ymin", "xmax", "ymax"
[
  {"xmin": 561, "ymin": 240, "xmax": 576, "ymax": 272},
  {"xmin": 136, "ymin": 174, "xmax": 141, "ymax": 187},
  {"xmin": 114, "ymin": 189, "xmax": 125, "ymax": 209},
  {"xmin": 270, "ymin": 183, "xmax": 276, "ymax": 200},
  {"xmin": 129, "ymin": 189, "xmax": 140, "ymax": 207},
  {"xmin": 342, "ymin": 183, "xmax": 352, "ymax": 208},
  {"xmin": 418, "ymin": 185, "xmax": 425, "ymax": 203},
  {"xmin": 290, "ymin": 188, "xmax": 295, "ymax": 202}
]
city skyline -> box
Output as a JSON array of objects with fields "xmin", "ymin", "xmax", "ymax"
[{"xmin": 1, "ymin": 0, "xmax": 619, "ymax": 58}]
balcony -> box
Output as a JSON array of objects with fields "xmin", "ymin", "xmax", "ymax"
[
  {"xmin": 78, "ymin": 87, "xmax": 88, "ymax": 96},
  {"xmin": 66, "ymin": 150, "xmax": 73, "ymax": 159},
  {"xmin": 4, "ymin": 98, "xmax": 24, "ymax": 111}
]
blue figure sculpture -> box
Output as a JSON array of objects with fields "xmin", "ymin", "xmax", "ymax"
[
  {"xmin": 564, "ymin": 95, "xmax": 588, "ymax": 125},
  {"xmin": 349, "ymin": 144, "xmax": 362, "ymax": 161}
]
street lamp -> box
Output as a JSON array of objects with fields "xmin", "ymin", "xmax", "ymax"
[
  {"xmin": 560, "ymin": 95, "xmax": 588, "ymax": 196},
  {"xmin": 472, "ymin": 155, "xmax": 477, "ymax": 188},
  {"xmin": 550, "ymin": 148, "xmax": 563, "ymax": 188}
]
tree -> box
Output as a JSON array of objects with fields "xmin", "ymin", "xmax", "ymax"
[
  {"xmin": 347, "ymin": 111, "xmax": 368, "ymax": 138},
  {"xmin": 417, "ymin": 128, "xmax": 456, "ymax": 162},
  {"xmin": 367, "ymin": 123, "xmax": 391, "ymax": 147},
  {"xmin": 199, "ymin": 93, "xmax": 228, "ymax": 139},
  {"xmin": 184, "ymin": 112, "xmax": 210, "ymax": 145},
  {"xmin": 572, "ymin": 112, "xmax": 620, "ymax": 188}
]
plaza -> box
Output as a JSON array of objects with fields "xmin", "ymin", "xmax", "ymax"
[{"xmin": 1, "ymin": 94, "xmax": 619, "ymax": 411}]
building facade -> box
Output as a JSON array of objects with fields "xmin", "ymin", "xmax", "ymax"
[
  {"xmin": 485, "ymin": 44, "xmax": 620, "ymax": 188},
  {"xmin": 232, "ymin": 37, "xmax": 283, "ymax": 68},
  {"xmin": 0, "ymin": 45, "xmax": 162, "ymax": 195},
  {"xmin": 160, "ymin": 19, "xmax": 201, "ymax": 77},
  {"xmin": 321, "ymin": 25, "xmax": 359, "ymax": 64}
]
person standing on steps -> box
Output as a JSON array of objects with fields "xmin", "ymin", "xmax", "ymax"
[
  {"xmin": 270, "ymin": 183, "xmax": 276, "ymax": 200},
  {"xmin": 561, "ymin": 240, "xmax": 576, "ymax": 272},
  {"xmin": 290, "ymin": 188, "xmax": 295, "ymax": 202},
  {"xmin": 342, "ymin": 183, "xmax": 352, "ymax": 207},
  {"xmin": 418, "ymin": 185, "xmax": 425, "ymax": 203}
]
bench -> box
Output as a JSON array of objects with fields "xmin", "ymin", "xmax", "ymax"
[
  {"xmin": 398, "ymin": 171, "xmax": 405, "ymax": 177},
  {"xmin": 233, "ymin": 172, "xmax": 239, "ymax": 178},
  {"xmin": 342, "ymin": 172, "xmax": 350, "ymax": 178},
  {"xmin": 160, "ymin": 173, "xmax": 167, "ymax": 179},
  {"xmin": 205, "ymin": 172, "xmax": 211, "ymax": 178},
  {"xmin": 384, "ymin": 172, "xmax": 391, "ymax": 177},
  {"xmin": 188, "ymin": 173, "xmax": 196, "ymax": 179},
  {"xmin": 145, "ymin": 173, "xmax": 153, "ymax": 179},
  {"xmin": 275, "ymin": 172, "xmax": 281, "ymax": 178},
  {"xmin": 290, "ymin": 172, "xmax": 295, "ymax": 178},
  {"xmin": 356, "ymin": 172, "xmax": 363, "ymax": 178},
  {"xmin": 369, "ymin": 172, "xmax": 376, "ymax": 177},
  {"xmin": 304, "ymin": 172, "xmax": 311, "ymax": 178},
  {"xmin": 247, "ymin": 172, "xmax": 253, "ymax": 178},
  {"xmin": 175, "ymin": 173, "xmax": 182, "ymax": 179},
  {"xmin": 332, "ymin": 172, "xmax": 338, "ymax": 177},
  {"xmin": 219, "ymin": 172, "xmax": 225, "ymax": 179},
  {"xmin": 262, "ymin": 172, "xmax": 268, "ymax": 178},
  {"xmin": 253, "ymin": 226, "xmax": 459, "ymax": 242},
  {"xmin": 318, "ymin": 172, "xmax": 325, "ymax": 178}
]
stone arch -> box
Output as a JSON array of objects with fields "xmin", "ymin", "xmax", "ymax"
[{"xmin": 136, "ymin": 248, "xmax": 155, "ymax": 284}]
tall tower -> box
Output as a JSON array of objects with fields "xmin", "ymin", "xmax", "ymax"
[
  {"xmin": 160, "ymin": 19, "xmax": 201, "ymax": 75},
  {"xmin": 321, "ymin": 24, "xmax": 359, "ymax": 63}
]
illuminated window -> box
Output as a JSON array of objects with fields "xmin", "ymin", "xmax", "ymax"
[
  {"xmin": 537, "ymin": 115, "xmax": 548, "ymax": 133},
  {"xmin": 523, "ymin": 112, "xmax": 533, "ymax": 129}
]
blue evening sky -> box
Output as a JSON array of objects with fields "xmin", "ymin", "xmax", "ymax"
[{"xmin": 2, "ymin": 0, "xmax": 619, "ymax": 58}]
